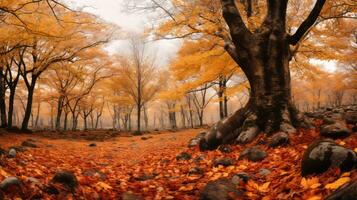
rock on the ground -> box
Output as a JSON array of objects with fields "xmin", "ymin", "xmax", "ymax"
[
  {"xmin": 0, "ymin": 148, "xmax": 5, "ymax": 155},
  {"xmin": 352, "ymin": 125, "xmax": 357, "ymax": 132},
  {"xmin": 83, "ymin": 169, "xmax": 107, "ymax": 180},
  {"xmin": 134, "ymin": 173, "xmax": 156, "ymax": 181},
  {"xmin": 199, "ymin": 178, "xmax": 242, "ymax": 200},
  {"xmin": 320, "ymin": 122, "xmax": 351, "ymax": 138},
  {"xmin": 21, "ymin": 140, "xmax": 37, "ymax": 148},
  {"xmin": 188, "ymin": 132, "xmax": 206, "ymax": 148},
  {"xmin": 51, "ymin": 170, "xmax": 78, "ymax": 191},
  {"xmin": 188, "ymin": 167, "xmax": 204, "ymax": 175},
  {"xmin": 239, "ymin": 146, "xmax": 267, "ymax": 162},
  {"xmin": 231, "ymin": 172, "xmax": 250, "ymax": 185},
  {"xmin": 89, "ymin": 143, "xmax": 97, "ymax": 147},
  {"xmin": 0, "ymin": 177, "xmax": 21, "ymax": 191},
  {"xmin": 213, "ymin": 158, "xmax": 233, "ymax": 167},
  {"xmin": 259, "ymin": 168, "xmax": 271, "ymax": 176},
  {"xmin": 301, "ymin": 139, "xmax": 357, "ymax": 176},
  {"xmin": 218, "ymin": 145, "xmax": 232, "ymax": 153},
  {"xmin": 268, "ymin": 132, "xmax": 289, "ymax": 147},
  {"xmin": 8, "ymin": 148, "xmax": 16, "ymax": 158},
  {"xmin": 325, "ymin": 180, "xmax": 357, "ymax": 200},
  {"xmin": 176, "ymin": 152, "xmax": 192, "ymax": 161},
  {"xmin": 122, "ymin": 192, "xmax": 143, "ymax": 200},
  {"xmin": 345, "ymin": 111, "xmax": 357, "ymax": 124},
  {"xmin": 236, "ymin": 126, "xmax": 259, "ymax": 144}
]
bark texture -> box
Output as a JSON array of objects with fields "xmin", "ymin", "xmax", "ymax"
[{"xmin": 200, "ymin": 0, "xmax": 326, "ymax": 150}]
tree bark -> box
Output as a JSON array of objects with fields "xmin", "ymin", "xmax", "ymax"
[
  {"xmin": 0, "ymin": 70, "xmax": 7, "ymax": 127},
  {"xmin": 55, "ymin": 95, "xmax": 64, "ymax": 130},
  {"xmin": 7, "ymin": 86, "xmax": 16, "ymax": 128},
  {"xmin": 21, "ymin": 77, "xmax": 36, "ymax": 131},
  {"xmin": 200, "ymin": 0, "xmax": 325, "ymax": 150}
]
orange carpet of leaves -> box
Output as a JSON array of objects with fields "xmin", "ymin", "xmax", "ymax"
[{"xmin": 0, "ymin": 128, "xmax": 356, "ymax": 199}]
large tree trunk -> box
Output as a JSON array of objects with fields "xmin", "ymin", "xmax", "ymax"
[{"xmin": 199, "ymin": 0, "xmax": 325, "ymax": 150}]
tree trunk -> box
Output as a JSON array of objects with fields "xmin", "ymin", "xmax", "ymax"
[
  {"xmin": 55, "ymin": 95, "xmax": 64, "ymax": 130},
  {"xmin": 0, "ymin": 70, "xmax": 7, "ymax": 128},
  {"xmin": 200, "ymin": 1, "xmax": 313, "ymax": 150},
  {"xmin": 64, "ymin": 111, "xmax": 68, "ymax": 131},
  {"xmin": 21, "ymin": 78, "xmax": 36, "ymax": 131},
  {"xmin": 35, "ymin": 102, "xmax": 40, "ymax": 128},
  {"xmin": 7, "ymin": 86, "xmax": 16, "ymax": 128},
  {"xmin": 136, "ymin": 104, "xmax": 141, "ymax": 134}
]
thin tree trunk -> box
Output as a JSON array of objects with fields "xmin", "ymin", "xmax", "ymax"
[
  {"xmin": 21, "ymin": 78, "xmax": 36, "ymax": 131},
  {"xmin": 55, "ymin": 95, "xmax": 64, "ymax": 130},
  {"xmin": 0, "ymin": 70, "xmax": 7, "ymax": 127},
  {"xmin": 7, "ymin": 86, "xmax": 16, "ymax": 128}
]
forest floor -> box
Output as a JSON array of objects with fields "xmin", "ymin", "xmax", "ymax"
[{"xmin": 0, "ymin": 127, "xmax": 356, "ymax": 199}]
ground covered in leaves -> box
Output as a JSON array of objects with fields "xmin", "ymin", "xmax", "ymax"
[{"xmin": 0, "ymin": 128, "xmax": 356, "ymax": 199}]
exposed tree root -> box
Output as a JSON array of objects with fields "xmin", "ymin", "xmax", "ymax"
[{"xmin": 199, "ymin": 101, "xmax": 313, "ymax": 151}]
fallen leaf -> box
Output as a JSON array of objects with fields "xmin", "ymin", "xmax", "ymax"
[
  {"xmin": 307, "ymin": 195, "xmax": 322, "ymax": 200},
  {"xmin": 301, "ymin": 177, "xmax": 321, "ymax": 189},
  {"xmin": 0, "ymin": 167, "xmax": 10, "ymax": 177},
  {"xmin": 95, "ymin": 182, "xmax": 112, "ymax": 191},
  {"xmin": 325, "ymin": 177, "xmax": 350, "ymax": 190},
  {"xmin": 179, "ymin": 185, "xmax": 194, "ymax": 191},
  {"xmin": 258, "ymin": 182, "xmax": 270, "ymax": 193}
]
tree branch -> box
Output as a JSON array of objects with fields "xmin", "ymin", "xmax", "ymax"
[
  {"xmin": 289, "ymin": 0, "xmax": 326, "ymax": 45},
  {"xmin": 220, "ymin": 0, "xmax": 251, "ymax": 43}
]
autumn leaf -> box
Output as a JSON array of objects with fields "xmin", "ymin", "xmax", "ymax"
[
  {"xmin": 307, "ymin": 195, "xmax": 322, "ymax": 200},
  {"xmin": 325, "ymin": 177, "xmax": 350, "ymax": 190},
  {"xmin": 95, "ymin": 182, "xmax": 112, "ymax": 191},
  {"xmin": 0, "ymin": 167, "xmax": 10, "ymax": 177},
  {"xmin": 301, "ymin": 177, "xmax": 321, "ymax": 189},
  {"xmin": 179, "ymin": 185, "xmax": 194, "ymax": 191}
]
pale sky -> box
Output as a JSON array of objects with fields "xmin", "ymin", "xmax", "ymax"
[{"xmin": 65, "ymin": 0, "xmax": 181, "ymax": 67}]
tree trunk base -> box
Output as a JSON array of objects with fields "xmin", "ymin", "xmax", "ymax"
[{"xmin": 199, "ymin": 101, "xmax": 312, "ymax": 151}]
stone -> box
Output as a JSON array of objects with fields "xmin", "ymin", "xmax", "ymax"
[
  {"xmin": 27, "ymin": 177, "xmax": 41, "ymax": 185},
  {"xmin": 301, "ymin": 139, "xmax": 357, "ymax": 176},
  {"xmin": 0, "ymin": 177, "xmax": 21, "ymax": 190},
  {"xmin": 199, "ymin": 178, "xmax": 242, "ymax": 200},
  {"xmin": 83, "ymin": 169, "xmax": 107, "ymax": 180},
  {"xmin": 345, "ymin": 111, "xmax": 357, "ymax": 124},
  {"xmin": 325, "ymin": 180, "xmax": 357, "ymax": 200},
  {"xmin": 176, "ymin": 152, "xmax": 192, "ymax": 161},
  {"xmin": 352, "ymin": 125, "xmax": 357, "ymax": 132},
  {"xmin": 323, "ymin": 117, "xmax": 336, "ymax": 125},
  {"xmin": 8, "ymin": 148, "xmax": 16, "ymax": 158},
  {"xmin": 259, "ymin": 168, "xmax": 271, "ymax": 176},
  {"xmin": 236, "ymin": 126, "xmax": 259, "ymax": 144},
  {"xmin": 218, "ymin": 145, "xmax": 232, "ymax": 153},
  {"xmin": 122, "ymin": 192, "xmax": 143, "ymax": 200},
  {"xmin": 188, "ymin": 132, "xmax": 206, "ymax": 148},
  {"xmin": 188, "ymin": 167, "xmax": 204, "ymax": 175},
  {"xmin": 21, "ymin": 140, "xmax": 37, "ymax": 148},
  {"xmin": 0, "ymin": 147, "xmax": 6, "ymax": 155},
  {"xmin": 133, "ymin": 173, "xmax": 156, "ymax": 181},
  {"xmin": 51, "ymin": 171, "xmax": 78, "ymax": 191},
  {"xmin": 320, "ymin": 122, "xmax": 351, "ymax": 138},
  {"xmin": 268, "ymin": 132, "xmax": 289, "ymax": 147},
  {"xmin": 213, "ymin": 158, "xmax": 233, "ymax": 167},
  {"xmin": 239, "ymin": 146, "xmax": 267, "ymax": 162},
  {"xmin": 88, "ymin": 143, "xmax": 97, "ymax": 147},
  {"xmin": 232, "ymin": 172, "xmax": 250, "ymax": 183},
  {"xmin": 193, "ymin": 155, "xmax": 205, "ymax": 163}
]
